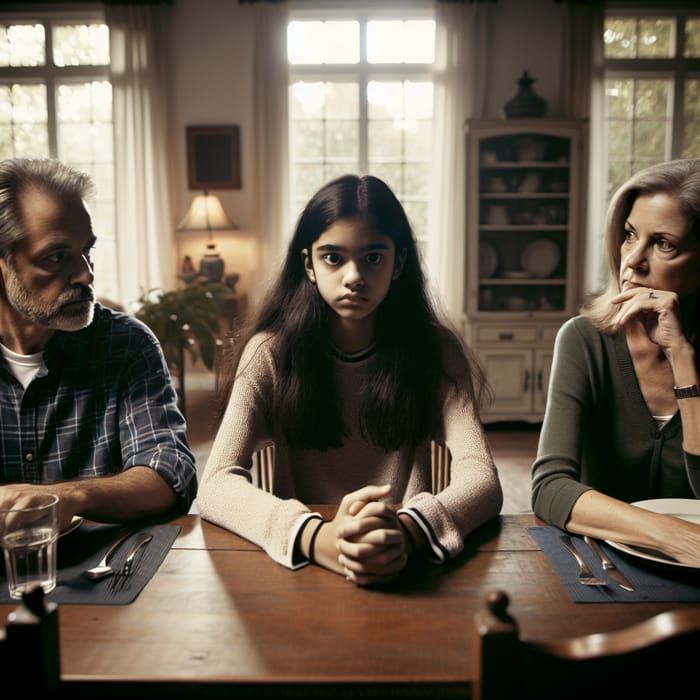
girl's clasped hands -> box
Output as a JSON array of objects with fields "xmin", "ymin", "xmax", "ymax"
[{"xmin": 303, "ymin": 484, "xmax": 409, "ymax": 586}]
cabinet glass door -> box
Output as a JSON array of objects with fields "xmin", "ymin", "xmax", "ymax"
[{"xmin": 477, "ymin": 132, "xmax": 571, "ymax": 314}]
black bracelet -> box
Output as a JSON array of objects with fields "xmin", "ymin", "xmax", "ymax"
[
  {"xmin": 308, "ymin": 519, "xmax": 324, "ymax": 563},
  {"xmin": 674, "ymin": 384, "xmax": 700, "ymax": 399},
  {"xmin": 398, "ymin": 518, "xmax": 418, "ymax": 555}
]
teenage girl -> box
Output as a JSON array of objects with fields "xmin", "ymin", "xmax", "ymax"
[{"xmin": 197, "ymin": 174, "xmax": 503, "ymax": 585}]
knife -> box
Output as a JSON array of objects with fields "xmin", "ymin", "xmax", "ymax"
[{"xmin": 584, "ymin": 536, "xmax": 635, "ymax": 591}]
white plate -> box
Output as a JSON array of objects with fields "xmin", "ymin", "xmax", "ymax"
[
  {"xmin": 521, "ymin": 239, "xmax": 560, "ymax": 278},
  {"xmin": 479, "ymin": 243, "xmax": 498, "ymax": 278},
  {"xmin": 605, "ymin": 499, "xmax": 700, "ymax": 569},
  {"xmin": 60, "ymin": 516, "xmax": 84, "ymax": 538}
]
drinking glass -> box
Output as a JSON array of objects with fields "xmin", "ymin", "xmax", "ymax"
[{"xmin": 0, "ymin": 493, "xmax": 59, "ymax": 599}]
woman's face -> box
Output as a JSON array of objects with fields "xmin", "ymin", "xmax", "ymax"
[
  {"xmin": 619, "ymin": 192, "xmax": 700, "ymax": 299},
  {"xmin": 302, "ymin": 217, "xmax": 404, "ymax": 328}
]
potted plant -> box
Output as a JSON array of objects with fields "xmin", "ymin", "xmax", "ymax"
[{"xmin": 133, "ymin": 281, "xmax": 228, "ymax": 416}]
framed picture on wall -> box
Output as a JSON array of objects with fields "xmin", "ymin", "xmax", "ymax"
[{"xmin": 186, "ymin": 124, "xmax": 241, "ymax": 190}]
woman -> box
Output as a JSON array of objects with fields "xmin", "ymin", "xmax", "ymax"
[
  {"xmin": 198, "ymin": 174, "xmax": 502, "ymax": 585},
  {"xmin": 532, "ymin": 159, "xmax": 700, "ymax": 565}
]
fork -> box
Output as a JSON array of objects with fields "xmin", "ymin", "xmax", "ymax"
[
  {"xmin": 110, "ymin": 532, "xmax": 153, "ymax": 591},
  {"xmin": 559, "ymin": 535, "xmax": 608, "ymax": 586}
]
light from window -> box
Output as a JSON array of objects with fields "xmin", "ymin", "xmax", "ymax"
[
  {"xmin": 367, "ymin": 20, "xmax": 435, "ymax": 64},
  {"xmin": 288, "ymin": 14, "xmax": 434, "ymax": 252},
  {"xmin": 53, "ymin": 23, "xmax": 109, "ymax": 66},
  {"xmin": 604, "ymin": 18, "xmax": 674, "ymax": 58},
  {"xmin": 288, "ymin": 21, "xmax": 359, "ymax": 65},
  {"xmin": 605, "ymin": 76, "xmax": 672, "ymax": 197},
  {"xmin": 0, "ymin": 24, "xmax": 45, "ymax": 66},
  {"xmin": 685, "ymin": 18, "xmax": 700, "ymax": 57},
  {"xmin": 0, "ymin": 17, "xmax": 116, "ymax": 301},
  {"xmin": 603, "ymin": 14, "xmax": 700, "ymax": 200},
  {"xmin": 683, "ymin": 78, "xmax": 700, "ymax": 157}
]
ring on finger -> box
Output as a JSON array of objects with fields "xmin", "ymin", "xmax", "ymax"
[{"xmin": 649, "ymin": 289, "xmax": 657, "ymax": 298}]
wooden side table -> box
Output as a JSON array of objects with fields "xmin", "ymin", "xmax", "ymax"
[{"xmin": 218, "ymin": 292, "xmax": 247, "ymax": 333}]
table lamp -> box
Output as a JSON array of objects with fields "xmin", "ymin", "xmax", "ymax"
[{"xmin": 176, "ymin": 191, "xmax": 237, "ymax": 282}]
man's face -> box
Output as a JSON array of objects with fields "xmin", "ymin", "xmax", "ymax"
[{"xmin": 1, "ymin": 186, "xmax": 96, "ymax": 331}]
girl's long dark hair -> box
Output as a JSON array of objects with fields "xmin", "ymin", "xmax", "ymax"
[{"xmin": 217, "ymin": 174, "xmax": 483, "ymax": 451}]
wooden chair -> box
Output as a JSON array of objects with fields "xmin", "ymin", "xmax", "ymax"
[
  {"xmin": 473, "ymin": 589, "xmax": 700, "ymax": 700},
  {"xmin": 252, "ymin": 441, "xmax": 451, "ymax": 495},
  {"xmin": 0, "ymin": 587, "xmax": 60, "ymax": 699}
]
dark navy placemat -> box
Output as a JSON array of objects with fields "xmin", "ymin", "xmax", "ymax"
[
  {"xmin": 0, "ymin": 523, "xmax": 180, "ymax": 605},
  {"xmin": 529, "ymin": 526, "xmax": 700, "ymax": 603}
]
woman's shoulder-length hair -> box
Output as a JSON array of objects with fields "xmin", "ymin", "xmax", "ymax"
[{"xmin": 583, "ymin": 158, "xmax": 700, "ymax": 334}]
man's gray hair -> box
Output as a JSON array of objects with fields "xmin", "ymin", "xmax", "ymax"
[{"xmin": 0, "ymin": 158, "xmax": 95, "ymax": 258}]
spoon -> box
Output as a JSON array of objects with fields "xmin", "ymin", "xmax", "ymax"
[{"xmin": 84, "ymin": 530, "xmax": 133, "ymax": 580}]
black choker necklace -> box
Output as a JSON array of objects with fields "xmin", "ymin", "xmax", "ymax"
[{"xmin": 330, "ymin": 342, "xmax": 376, "ymax": 363}]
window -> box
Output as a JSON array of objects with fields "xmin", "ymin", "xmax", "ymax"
[
  {"xmin": 603, "ymin": 10, "xmax": 700, "ymax": 202},
  {"xmin": 0, "ymin": 10, "xmax": 116, "ymax": 299},
  {"xmin": 287, "ymin": 8, "xmax": 435, "ymax": 254}
]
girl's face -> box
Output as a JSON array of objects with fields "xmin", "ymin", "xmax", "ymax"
[
  {"xmin": 619, "ymin": 192, "xmax": 700, "ymax": 298},
  {"xmin": 302, "ymin": 217, "xmax": 404, "ymax": 335}
]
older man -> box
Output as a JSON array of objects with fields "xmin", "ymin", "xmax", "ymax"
[{"xmin": 0, "ymin": 157, "xmax": 196, "ymax": 529}]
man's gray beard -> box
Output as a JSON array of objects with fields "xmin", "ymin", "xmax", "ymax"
[{"xmin": 4, "ymin": 267, "xmax": 95, "ymax": 331}]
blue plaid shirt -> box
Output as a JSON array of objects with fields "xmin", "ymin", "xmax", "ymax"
[{"xmin": 0, "ymin": 304, "xmax": 197, "ymax": 513}]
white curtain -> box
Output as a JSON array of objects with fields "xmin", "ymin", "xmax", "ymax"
[
  {"xmin": 106, "ymin": 4, "xmax": 174, "ymax": 308},
  {"xmin": 248, "ymin": 3, "xmax": 291, "ymax": 310},
  {"xmin": 428, "ymin": 2, "xmax": 491, "ymax": 327},
  {"xmin": 560, "ymin": 3, "xmax": 605, "ymax": 297}
]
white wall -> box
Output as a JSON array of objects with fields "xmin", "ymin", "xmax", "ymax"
[{"xmin": 166, "ymin": 0, "xmax": 566, "ymax": 296}]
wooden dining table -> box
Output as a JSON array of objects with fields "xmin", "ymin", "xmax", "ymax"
[{"xmin": 3, "ymin": 510, "xmax": 698, "ymax": 699}]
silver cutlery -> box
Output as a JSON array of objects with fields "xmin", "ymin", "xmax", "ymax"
[
  {"xmin": 584, "ymin": 536, "xmax": 635, "ymax": 591},
  {"xmin": 559, "ymin": 535, "xmax": 608, "ymax": 586},
  {"xmin": 84, "ymin": 530, "xmax": 133, "ymax": 580},
  {"xmin": 110, "ymin": 532, "xmax": 153, "ymax": 591}
]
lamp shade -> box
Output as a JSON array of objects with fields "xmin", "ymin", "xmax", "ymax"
[{"xmin": 177, "ymin": 192, "xmax": 236, "ymax": 232}]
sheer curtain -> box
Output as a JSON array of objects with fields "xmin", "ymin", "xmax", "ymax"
[
  {"xmin": 560, "ymin": 2, "xmax": 605, "ymax": 296},
  {"xmin": 248, "ymin": 3, "xmax": 291, "ymax": 309},
  {"xmin": 428, "ymin": 1, "xmax": 491, "ymax": 326},
  {"xmin": 106, "ymin": 3, "xmax": 174, "ymax": 308}
]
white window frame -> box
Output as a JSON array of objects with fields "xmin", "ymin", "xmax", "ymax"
[
  {"xmin": 287, "ymin": 2, "xmax": 435, "ymax": 252},
  {"xmin": 587, "ymin": 7, "xmax": 700, "ymax": 294},
  {"xmin": 0, "ymin": 6, "xmax": 116, "ymax": 300}
]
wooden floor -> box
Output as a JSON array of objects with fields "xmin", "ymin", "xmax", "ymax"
[{"xmin": 183, "ymin": 372, "xmax": 538, "ymax": 514}]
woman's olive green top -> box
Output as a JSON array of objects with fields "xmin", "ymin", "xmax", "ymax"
[{"xmin": 532, "ymin": 316, "xmax": 700, "ymax": 528}]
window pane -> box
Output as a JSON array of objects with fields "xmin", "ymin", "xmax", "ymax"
[
  {"xmin": 325, "ymin": 120, "xmax": 358, "ymax": 159},
  {"xmin": 369, "ymin": 120, "xmax": 402, "ymax": 158},
  {"xmin": 290, "ymin": 81, "xmax": 358, "ymax": 118},
  {"xmin": 683, "ymin": 78, "xmax": 700, "ymax": 157},
  {"xmin": 288, "ymin": 15, "xmax": 434, "ymax": 247},
  {"xmin": 604, "ymin": 18, "xmax": 637, "ymax": 58},
  {"xmin": 607, "ymin": 119, "xmax": 632, "ymax": 159},
  {"xmin": 685, "ymin": 17, "xmax": 700, "ymax": 58},
  {"xmin": 288, "ymin": 20, "xmax": 359, "ymax": 64},
  {"xmin": 607, "ymin": 161, "xmax": 631, "ymax": 200},
  {"xmin": 53, "ymin": 24, "xmax": 109, "ymax": 66},
  {"xmin": 367, "ymin": 20, "xmax": 435, "ymax": 64},
  {"xmin": 633, "ymin": 120, "xmax": 667, "ymax": 161},
  {"xmin": 0, "ymin": 84, "xmax": 49, "ymax": 158},
  {"xmin": 290, "ymin": 120, "xmax": 324, "ymax": 158},
  {"xmin": 637, "ymin": 18, "xmax": 674, "ymax": 58},
  {"xmin": 56, "ymin": 80, "xmax": 114, "ymax": 166},
  {"xmin": 0, "ymin": 24, "xmax": 45, "ymax": 66},
  {"xmin": 605, "ymin": 79, "xmax": 633, "ymax": 119},
  {"xmin": 603, "ymin": 17, "xmax": 674, "ymax": 58},
  {"xmin": 634, "ymin": 79, "xmax": 670, "ymax": 120}
]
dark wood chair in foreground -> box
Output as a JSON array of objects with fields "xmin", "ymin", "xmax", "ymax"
[
  {"xmin": 473, "ymin": 590, "xmax": 700, "ymax": 700},
  {"xmin": 0, "ymin": 587, "xmax": 60, "ymax": 699}
]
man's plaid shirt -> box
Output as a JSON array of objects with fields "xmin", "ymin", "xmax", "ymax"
[{"xmin": 0, "ymin": 303, "xmax": 197, "ymax": 512}]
